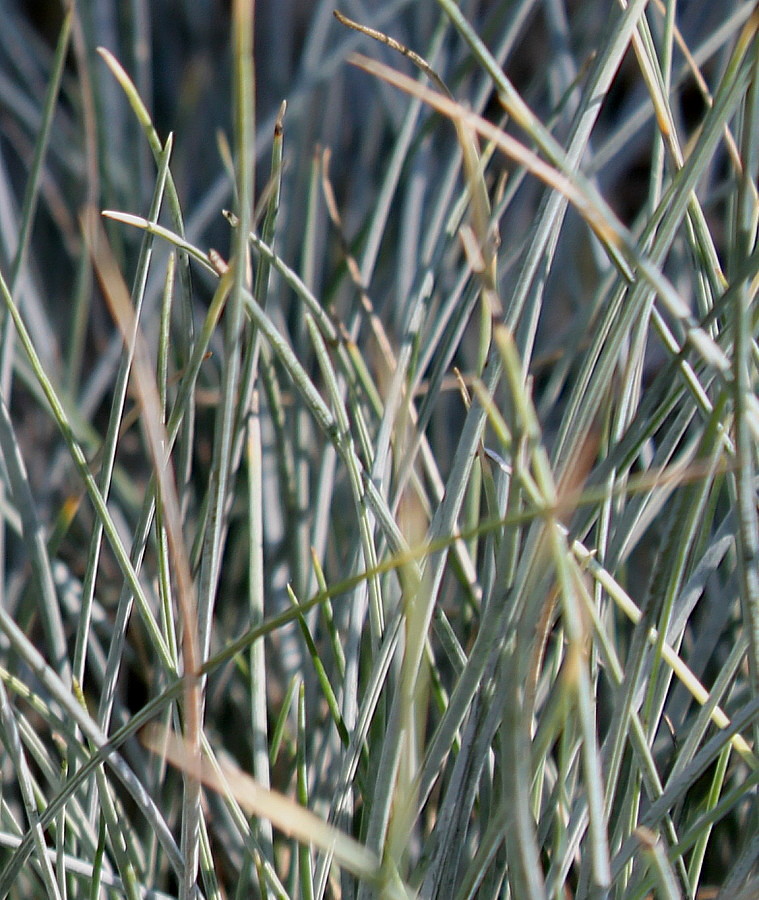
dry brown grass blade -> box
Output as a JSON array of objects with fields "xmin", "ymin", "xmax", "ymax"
[
  {"xmin": 347, "ymin": 51, "xmax": 627, "ymax": 254},
  {"xmin": 335, "ymin": 12, "xmax": 499, "ymax": 305},
  {"xmin": 142, "ymin": 725, "xmax": 384, "ymax": 883},
  {"xmin": 83, "ymin": 204, "xmax": 203, "ymax": 805}
]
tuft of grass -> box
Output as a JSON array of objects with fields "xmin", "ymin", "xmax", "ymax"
[{"xmin": 0, "ymin": 1, "xmax": 756, "ymax": 897}]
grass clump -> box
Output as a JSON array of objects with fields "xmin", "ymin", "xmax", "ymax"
[{"xmin": 0, "ymin": 0, "xmax": 756, "ymax": 897}]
